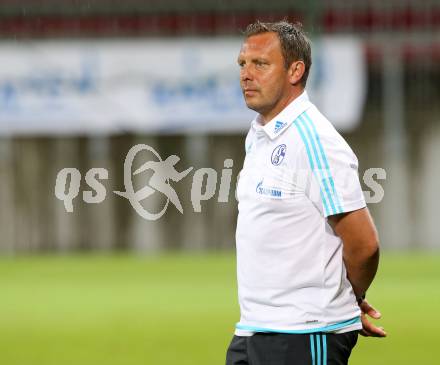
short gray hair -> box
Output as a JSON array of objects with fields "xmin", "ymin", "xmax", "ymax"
[{"xmin": 243, "ymin": 20, "xmax": 312, "ymax": 87}]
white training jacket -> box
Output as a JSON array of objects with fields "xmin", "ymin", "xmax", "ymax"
[{"xmin": 235, "ymin": 91, "xmax": 366, "ymax": 336}]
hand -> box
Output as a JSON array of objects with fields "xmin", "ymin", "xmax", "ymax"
[{"xmin": 359, "ymin": 299, "xmax": 387, "ymax": 337}]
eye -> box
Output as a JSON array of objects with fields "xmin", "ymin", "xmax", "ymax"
[{"xmin": 255, "ymin": 60, "xmax": 267, "ymax": 68}]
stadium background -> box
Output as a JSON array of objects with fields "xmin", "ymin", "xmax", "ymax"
[{"xmin": 0, "ymin": 1, "xmax": 439, "ymax": 364}]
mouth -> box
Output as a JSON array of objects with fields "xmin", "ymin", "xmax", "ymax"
[{"xmin": 243, "ymin": 89, "xmax": 259, "ymax": 96}]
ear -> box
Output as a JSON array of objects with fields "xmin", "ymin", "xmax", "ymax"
[{"xmin": 288, "ymin": 61, "xmax": 305, "ymax": 85}]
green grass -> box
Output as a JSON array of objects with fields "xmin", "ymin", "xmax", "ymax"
[{"xmin": 0, "ymin": 251, "xmax": 438, "ymax": 365}]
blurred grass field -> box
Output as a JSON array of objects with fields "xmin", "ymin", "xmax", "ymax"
[{"xmin": 0, "ymin": 251, "xmax": 438, "ymax": 365}]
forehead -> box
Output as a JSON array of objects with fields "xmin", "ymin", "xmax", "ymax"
[{"xmin": 239, "ymin": 32, "xmax": 282, "ymax": 58}]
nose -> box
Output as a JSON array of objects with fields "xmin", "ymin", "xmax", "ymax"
[{"xmin": 240, "ymin": 64, "xmax": 253, "ymax": 83}]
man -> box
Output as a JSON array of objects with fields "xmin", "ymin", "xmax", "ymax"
[{"xmin": 226, "ymin": 20, "xmax": 386, "ymax": 365}]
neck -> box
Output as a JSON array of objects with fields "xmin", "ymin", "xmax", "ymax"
[{"xmin": 260, "ymin": 88, "xmax": 304, "ymax": 125}]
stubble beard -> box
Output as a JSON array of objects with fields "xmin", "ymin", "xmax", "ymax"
[{"xmin": 244, "ymin": 94, "xmax": 274, "ymax": 118}]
